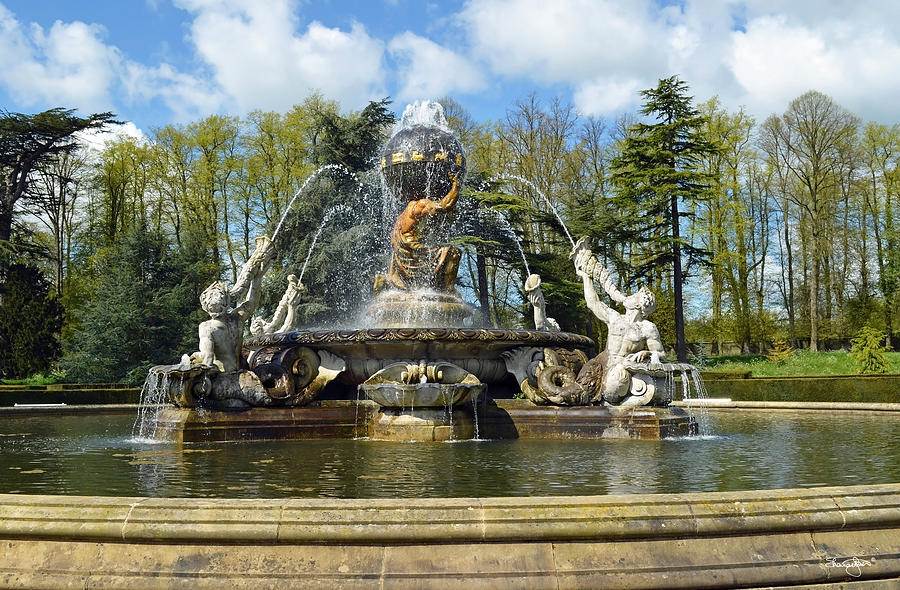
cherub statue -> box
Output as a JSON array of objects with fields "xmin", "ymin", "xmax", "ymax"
[
  {"xmin": 572, "ymin": 237, "xmax": 666, "ymax": 405},
  {"xmin": 195, "ymin": 235, "xmax": 276, "ymax": 372},
  {"xmin": 524, "ymin": 274, "xmax": 560, "ymax": 331},
  {"xmin": 250, "ymin": 274, "xmax": 305, "ymax": 336}
]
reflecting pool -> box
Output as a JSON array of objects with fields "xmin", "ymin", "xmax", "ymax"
[{"xmin": 0, "ymin": 412, "xmax": 898, "ymax": 498}]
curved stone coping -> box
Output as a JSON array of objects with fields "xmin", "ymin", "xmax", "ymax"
[
  {"xmin": 2, "ymin": 485, "xmax": 899, "ymax": 588},
  {"xmin": 673, "ymin": 400, "xmax": 900, "ymax": 412},
  {"xmin": 244, "ymin": 327, "xmax": 595, "ymax": 350},
  {"xmin": 2, "ymin": 483, "xmax": 898, "ymax": 544}
]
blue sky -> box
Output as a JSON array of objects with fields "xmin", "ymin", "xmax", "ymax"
[{"xmin": 2, "ymin": 0, "xmax": 899, "ymax": 136}]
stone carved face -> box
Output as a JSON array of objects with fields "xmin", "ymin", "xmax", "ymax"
[{"xmin": 200, "ymin": 281, "xmax": 229, "ymax": 316}]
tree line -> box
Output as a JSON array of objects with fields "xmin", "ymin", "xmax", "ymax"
[{"xmin": 1, "ymin": 78, "xmax": 897, "ymax": 381}]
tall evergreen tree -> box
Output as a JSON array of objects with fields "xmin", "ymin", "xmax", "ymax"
[
  {"xmin": 60, "ymin": 226, "xmax": 217, "ymax": 383},
  {"xmin": 265, "ymin": 99, "xmax": 396, "ymax": 326},
  {"xmin": 0, "ymin": 264, "xmax": 63, "ymax": 378},
  {"xmin": 610, "ymin": 76, "xmax": 717, "ymax": 361},
  {"xmin": 0, "ymin": 108, "xmax": 117, "ymax": 249},
  {"xmin": 310, "ymin": 98, "xmax": 394, "ymax": 171}
]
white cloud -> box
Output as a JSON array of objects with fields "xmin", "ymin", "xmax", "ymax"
[
  {"xmin": 459, "ymin": 0, "xmax": 663, "ymax": 84},
  {"xmin": 728, "ymin": 13, "xmax": 900, "ymax": 120},
  {"xmin": 4, "ymin": 0, "xmax": 900, "ymax": 127},
  {"xmin": 388, "ymin": 32, "xmax": 484, "ymax": 101},
  {"xmin": 175, "ymin": 0, "xmax": 387, "ymax": 112},
  {"xmin": 456, "ymin": 0, "xmax": 900, "ymax": 122},
  {"xmin": 122, "ymin": 62, "xmax": 227, "ymax": 122},
  {"xmin": 0, "ymin": 0, "xmax": 387, "ymax": 125},
  {"xmin": 573, "ymin": 78, "xmax": 642, "ymax": 115},
  {"xmin": 0, "ymin": 3, "xmax": 222, "ymax": 122},
  {"xmin": 76, "ymin": 121, "xmax": 147, "ymax": 154},
  {"xmin": 0, "ymin": 5, "xmax": 120, "ymax": 112},
  {"xmin": 455, "ymin": 0, "xmax": 682, "ymax": 115},
  {"xmin": 730, "ymin": 16, "xmax": 837, "ymax": 108}
]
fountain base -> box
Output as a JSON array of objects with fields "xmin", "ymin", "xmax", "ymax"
[{"xmin": 151, "ymin": 400, "xmax": 696, "ymax": 442}]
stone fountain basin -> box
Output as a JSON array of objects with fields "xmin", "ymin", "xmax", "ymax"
[
  {"xmin": 245, "ymin": 327, "xmax": 595, "ymax": 385},
  {"xmin": 361, "ymin": 381, "xmax": 485, "ymax": 408}
]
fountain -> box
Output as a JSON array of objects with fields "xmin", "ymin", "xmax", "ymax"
[
  {"xmin": 3, "ymin": 100, "xmax": 900, "ymax": 588},
  {"xmin": 142, "ymin": 100, "xmax": 699, "ymax": 442}
]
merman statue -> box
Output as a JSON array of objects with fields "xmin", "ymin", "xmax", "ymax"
[
  {"xmin": 195, "ymin": 235, "xmax": 276, "ymax": 372},
  {"xmin": 572, "ymin": 238, "xmax": 666, "ymax": 405},
  {"xmin": 521, "ymin": 236, "xmax": 678, "ymax": 407}
]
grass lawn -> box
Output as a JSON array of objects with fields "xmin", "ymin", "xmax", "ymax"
[
  {"xmin": 704, "ymin": 350, "xmax": 900, "ymax": 377},
  {"xmin": 0, "ymin": 373, "xmax": 63, "ymax": 386}
]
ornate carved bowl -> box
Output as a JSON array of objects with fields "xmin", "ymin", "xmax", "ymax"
[
  {"xmin": 245, "ymin": 328, "xmax": 595, "ymax": 386},
  {"xmin": 359, "ymin": 361, "xmax": 485, "ymax": 408}
]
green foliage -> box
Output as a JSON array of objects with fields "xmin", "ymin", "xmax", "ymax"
[
  {"xmin": 609, "ymin": 76, "xmax": 718, "ymax": 361},
  {"xmin": 7, "ymin": 92, "xmax": 900, "ymax": 389},
  {"xmin": 528, "ymin": 252, "xmax": 589, "ymax": 333},
  {"xmin": 0, "ymin": 371, "xmax": 64, "ymax": 385},
  {"xmin": 264, "ymin": 100, "xmax": 396, "ymax": 326},
  {"xmin": 850, "ymin": 326, "xmax": 890, "ymax": 374},
  {"xmin": 60, "ymin": 226, "xmax": 218, "ymax": 383},
  {"xmin": 688, "ymin": 343, "xmax": 708, "ymax": 369},
  {"xmin": 311, "ymin": 98, "xmax": 394, "ymax": 172},
  {"xmin": 0, "ymin": 108, "xmax": 118, "ymax": 244},
  {"xmin": 609, "ymin": 76, "xmax": 716, "ymax": 284},
  {"xmin": 650, "ymin": 289, "xmax": 676, "ymax": 351},
  {"xmin": 0, "ymin": 264, "xmax": 64, "ymax": 378}
]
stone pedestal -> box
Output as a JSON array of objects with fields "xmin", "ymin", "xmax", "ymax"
[
  {"xmin": 365, "ymin": 290, "xmax": 471, "ymax": 327},
  {"xmin": 370, "ymin": 408, "xmax": 477, "ymax": 441}
]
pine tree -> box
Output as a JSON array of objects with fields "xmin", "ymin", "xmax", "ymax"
[
  {"xmin": 0, "ymin": 264, "xmax": 63, "ymax": 378},
  {"xmin": 60, "ymin": 226, "xmax": 217, "ymax": 383},
  {"xmin": 850, "ymin": 326, "xmax": 890, "ymax": 375},
  {"xmin": 610, "ymin": 76, "xmax": 717, "ymax": 361},
  {"xmin": 0, "ymin": 108, "xmax": 117, "ymax": 247}
]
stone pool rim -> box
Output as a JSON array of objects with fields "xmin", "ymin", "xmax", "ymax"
[{"xmin": 0, "ymin": 483, "xmax": 898, "ymax": 587}]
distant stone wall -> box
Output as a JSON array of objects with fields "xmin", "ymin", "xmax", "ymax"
[
  {"xmin": 702, "ymin": 375, "xmax": 900, "ymax": 403},
  {"xmin": 0, "ymin": 384, "xmax": 141, "ymax": 406}
]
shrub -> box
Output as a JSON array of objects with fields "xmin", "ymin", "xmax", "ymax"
[
  {"xmin": 766, "ymin": 337, "xmax": 794, "ymax": 364},
  {"xmin": 850, "ymin": 326, "xmax": 890, "ymax": 375}
]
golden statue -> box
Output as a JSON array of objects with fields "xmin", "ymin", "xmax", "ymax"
[{"xmin": 375, "ymin": 172, "xmax": 460, "ymax": 293}]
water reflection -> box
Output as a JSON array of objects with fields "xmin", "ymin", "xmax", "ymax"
[{"xmin": 0, "ymin": 412, "xmax": 898, "ymax": 498}]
